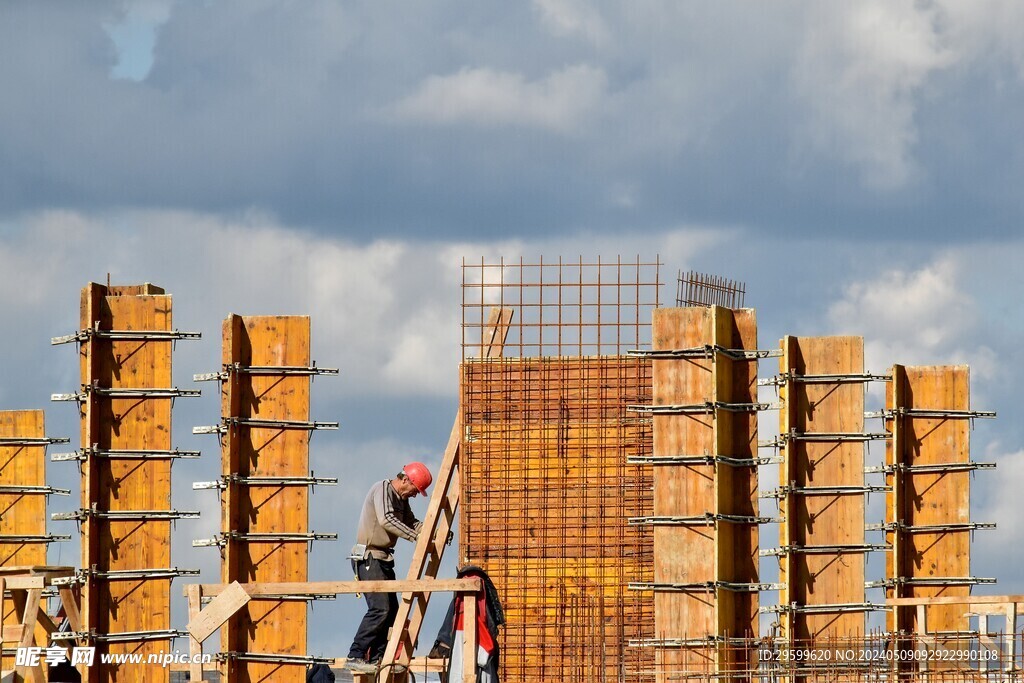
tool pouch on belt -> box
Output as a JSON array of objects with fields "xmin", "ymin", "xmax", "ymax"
[{"xmin": 349, "ymin": 543, "xmax": 368, "ymax": 597}]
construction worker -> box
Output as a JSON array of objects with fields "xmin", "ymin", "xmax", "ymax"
[{"xmin": 346, "ymin": 462, "xmax": 433, "ymax": 674}]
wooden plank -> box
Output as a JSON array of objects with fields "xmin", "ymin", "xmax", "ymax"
[
  {"xmin": 221, "ymin": 315, "xmax": 312, "ymax": 683},
  {"xmin": 187, "ymin": 581, "xmax": 250, "ymax": 643},
  {"xmin": 186, "ymin": 585, "xmax": 204, "ymax": 683},
  {"xmin": 59, "ymin": 586, "xmax": 83, "ymax": 634},
  {"xmin": 1, "ymin": 623, "xmax": 23, "ymax": 642},
  {"xmin": 462, "ymin": 593, "xmax": 477, "ymax": 683},
  {"xmin": 780, "ymin": 336, "xmax": 866, "ymax": 642},
  {"xmin": 888, "ymin": 596, "xmax": 1024, "ymax": 606},
  {"xmin": 194, "ymin": 577, "xmax": 482, "ymax": 596},
  {"xmin": 15, "ymin": 588, "xmax": 43, "ymax": 683}
]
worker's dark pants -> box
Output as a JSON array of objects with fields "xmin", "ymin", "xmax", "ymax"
[{"xmin": 348, "ymin": 557, "xmax": 398, "ymax": 661}]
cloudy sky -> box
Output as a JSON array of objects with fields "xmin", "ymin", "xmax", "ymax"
[{"xmin": 2, "ymin": 0, "xmax": 1023, "ymax": 659}]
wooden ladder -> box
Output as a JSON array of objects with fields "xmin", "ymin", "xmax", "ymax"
[{"xmin": 378, "ymin": 307, "xmax": 512, "ymax": 682}]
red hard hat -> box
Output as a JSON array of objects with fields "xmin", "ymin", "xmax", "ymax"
[{"xmin": 403, "ymin": 462, "xmax": 432, "ymax": 495}]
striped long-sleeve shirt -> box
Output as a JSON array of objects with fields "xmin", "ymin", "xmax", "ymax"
[{"xmin": 354, "ymin": 479, "xmax": 422, "ymax": 560}]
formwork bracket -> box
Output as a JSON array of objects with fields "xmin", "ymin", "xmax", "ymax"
[
  {"xmin": 0, "ymin": 436, "xmax": 70, "ymax": 446},
  {"xmin": 760, "ymin": 544, "xmax": 892, "ymax": 557},
  {"xmin": 51, "ymin": 326, "xmax": 201, "ymax": 345},
  {"xmin": 193, "ymin": 363, "xmax": 339, "ymax": 382},
  {"xmin": 51, "ymin": 447, "xmax": 202, "ymax": 462}
]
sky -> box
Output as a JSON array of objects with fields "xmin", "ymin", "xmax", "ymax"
[{"xmin": 2, "ymin": 0, "xmax": 1023, "ymax": 661}]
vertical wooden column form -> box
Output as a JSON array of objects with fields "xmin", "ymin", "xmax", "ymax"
[
  {"xmin": 72, "ymin": 283, "xmax": 187, "ymax": 683},
  {"xmin": 0, "ymin": 410, "xmax": 66, "ymax": 675},
  {"xmin": 885, "ymin": 365, "xmax": 976, "ymax": 638},
  {"xmin": 650, "ymin": 306, "xmax": 758, "ymax": 681},
  {"xmin": 218, "ymin": 315, "xmax": 316, "ymax": 683},
  {"xmin": 777, "ymin": 336, "xmax": 867, "ymax": 647}
]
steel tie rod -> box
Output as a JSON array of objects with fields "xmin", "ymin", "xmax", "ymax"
[
  {"xmin": 52, "ymin": 448, "xmax": 202, "ymax": 462},
  {"xmin": 194, "ymin": 363, "xmax": 340, "ymax": 381},
  {"xmin": 0, "ymin": 437, "xmax": 70, "ymax": 446},
  {"xmin": 51, "ymin": 327, "xmax": 201, "ymax": 345}
]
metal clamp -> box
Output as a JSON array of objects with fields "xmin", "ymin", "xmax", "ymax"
[
  {"xmin": 0, "ymin": 485, "xmax": 70, "ymax": 496},
  {"xmin": 193, "ymin": 474, "xmax": 339, "ymax": 490},
  {"xmin": 629, "ymin": 346, "xmax": 780, "ymax": 361},
  {"xmin": 78, "ymin": 567, "xmax": 201, "ymax": 581},
  {"xmin": 52, "ymin": 387, "xmax": 200, "ymax": 402},
  {"xmin": 194, "ymin": 418, "xmax": 340, "ymax": 434},
  {"xmin": 760, "ymin": 544, "xmax": 891, "ymax": 557},
  {"xmin": 626, "ymin": 454, "xmax": 781, "ymax": 467},
  {"xmin": 52, "ymin": 448, "xmax": 202, "ymax": 462},
  {"xmin": 627, "ymin": 637, "xmax": 721, "ymax": 648},
  {"xmin": 629, "ymin": 581, "xmax": 784, "ymax": 593},
  {"xmin": 761, "ymin": 485, "xmax": 890, "ymax": 498},
  {"xmin": 627, "ymin": 401, "xmax": 779, "ymax": 415},
  {"xmin": 867, "ymin": 576, "xmax": 997, "ymax": 589},
  {"xmin": 0, "ymin": 533, "xmax": 71, "ymax": 543},
  {"xmin": 193, "ymin": 531, "xmax": 337, "ymax": 547},
  {"xmin": 766, "ymin": 430, "xmax": 891, "ymax": 445},
  {"xmin": 0, "ymin": 437, "xmax": 71, "ymax": 447},
  {"xmin": 52, "ymin": 509, "xmax": 201, "ymax": 522},
  {"xmin": 217, "ymin": 652, "xmax": 334, "ymax": 665},
  {"xmin": 760, "ymin": 603, "xmax": 890, "ymax": 615},
  {"xmin": 628, "ymin": 513, "xmax": 777, "ymax": 527},
  {"xmin": 52, "ymin": 326, "xmax": 201, "ymax": 345},
  {"xmin": 888, "ymin": 522, "xmax": 996, "ymax": 534},
  {"xmin": 760, "ymin": 372, "xmax": 891, "ymax": 387},
  {"xmin": 194, "ymin": 363, "xmax": 339, "ymax": 382},
  {"xmin": 52, "ymin": 629, "xmax": 186, "ymax": 643},
  {"xmin": 867, "ymin": 408, "xmax": 997, "ymax": 420}
]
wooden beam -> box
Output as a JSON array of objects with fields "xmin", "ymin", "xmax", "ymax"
[
  {"xmin": 190, "ymin": 577, "xmax": 482, "ymax": 597},
  {"xmin": 58, "ymin": 586, "xmax": 82, "ymax": 634},
  {"xmin": 186, "ymin": 584, "xmax": 204, "ymax": 683},
  {"xmin": 462, "ymin": 594, "xmax": 477, "ymax": 683},
  {"xmin": 888, "ymin": 596, "xmax": 1024, "ymax": 607},
  {"xmin": 187, "ymin": 581, "xmax": 250, "ymax": 644}
]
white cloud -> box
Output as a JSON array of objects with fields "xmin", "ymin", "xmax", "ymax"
[
  {"xmin": 392, "ymin": 64, "xmax": 607, "ymax": 131},
  {"xmin": 532, "ymin": 0, "xmax": 610, "ymax": 46},
  {"xmin": 792, "ymin": 2, "xmax": 954, "ymax": 189},
  {"xmin": 827, "ymin": 256, "xmax": 995, "ymax": 377}
]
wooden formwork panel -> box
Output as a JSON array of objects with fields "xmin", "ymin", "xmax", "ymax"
[
  {"xmin": 461, "ymin": 356, "xmax": 654, "ymax": 683},
  {"xmin": 779, "ymin": 336, "xmax": 866, "ymax": 641},
  {"xmin": 220, "ymin": 315, "xmax": 310, "ymax": 683},
  {"xmin": 651, "ymin": 307, "xmax": 758, "ymax": 680},
  {"xmin": 0, "ymin": 409, "xmax": 47, "ymax": 674},
  {"xmin": 80, "ymin": 284, "xmax": 174, "ymax": 683},
  {"xmin": 886, "ymin": 365, "xmax": 971, "ymax": 636},
  {"xmin": 652, "ymin": 307, "xmax": 716, "ymax": 652}
]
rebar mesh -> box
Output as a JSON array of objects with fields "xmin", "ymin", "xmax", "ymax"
[
  {"xmin": 461, "ymin": 256, "xmax": 662, "ymax": 358},
  {"xmin": 676, "ymin": 270, "xmax": 746, "ymax": 308}
]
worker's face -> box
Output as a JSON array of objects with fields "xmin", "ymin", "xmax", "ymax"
[{"xmin": 397, "ymin": 477, "xmax": 420, "ymax": 499}]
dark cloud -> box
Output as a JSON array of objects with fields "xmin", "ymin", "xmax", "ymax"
[{"xmin": 3, "ymin": 2, "xmax": 1023, "ymax": 240}]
